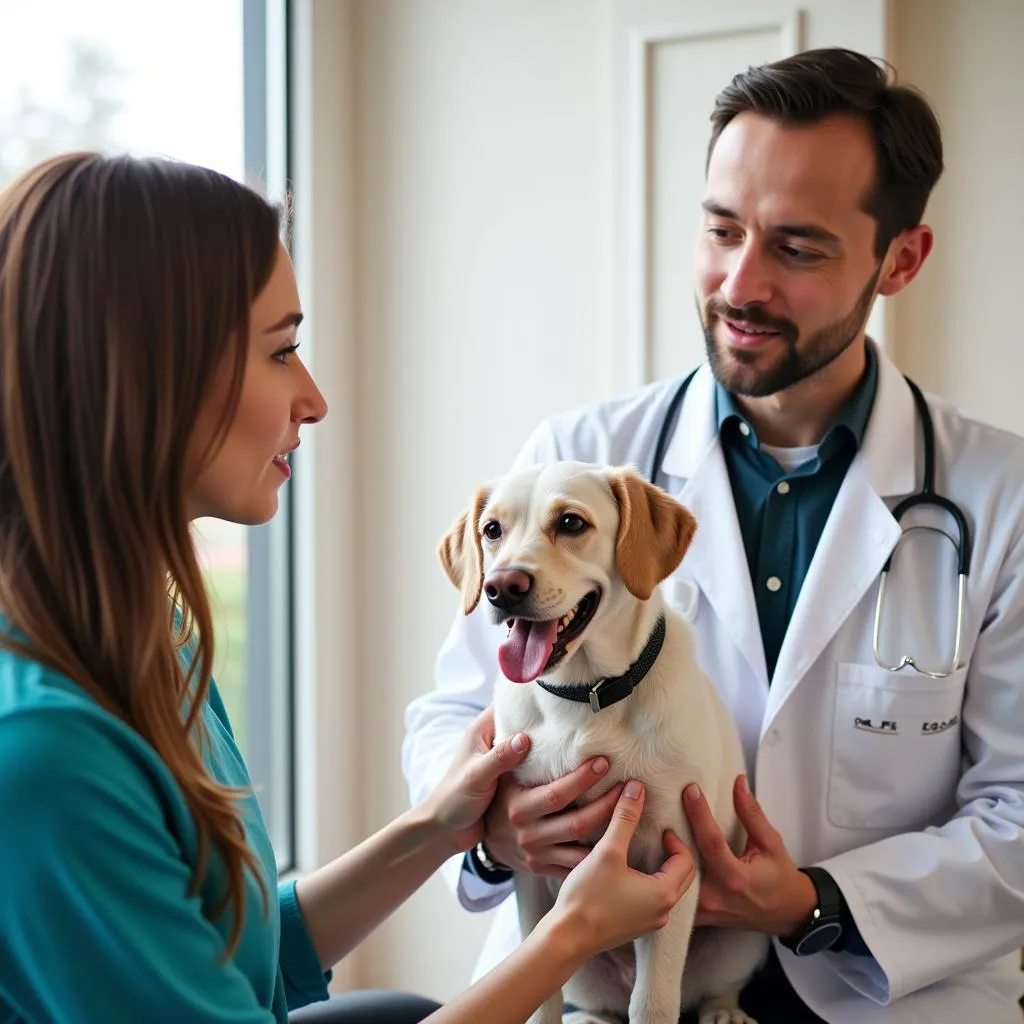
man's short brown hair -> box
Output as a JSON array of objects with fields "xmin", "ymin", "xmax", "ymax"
[{"xmin": 707, "ymin": 47, "xmax": 944, "ymax": 257}]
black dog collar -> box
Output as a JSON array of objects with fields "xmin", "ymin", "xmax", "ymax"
[{"xmin": 536, "ymin": 615, "xmax": 666, "ymax": 713}]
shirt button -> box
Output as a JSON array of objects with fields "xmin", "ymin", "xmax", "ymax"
[
  {"xmin": 739, "ymin": 422, "xmax": 751, "ymax": 437},
  {"xmin": 766, "ymin": 576, "xmax": 782, "ymax": 593},
  {"xmin": 776, "ymin": 481, "xmax": 791, "ymax": 495}
]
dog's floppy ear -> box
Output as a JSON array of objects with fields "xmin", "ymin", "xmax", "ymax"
[
  {"xmin": 437, "ymin": 486, "xmax": 490, "ymax": 614},
  {"xmin": 607, "ymin": 467, "xmax": 697, "ymax": 600}
]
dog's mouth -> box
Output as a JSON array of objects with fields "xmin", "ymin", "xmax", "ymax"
[{"xmin": 498, "ymin": 589, "xmax": 601, "ymax": 684}]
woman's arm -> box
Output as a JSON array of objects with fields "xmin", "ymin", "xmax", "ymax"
[
  {"xmin": 424, "ymin": 781, "xmax": 696, "ymax": 1024},
  {"xmin": 294, "ymin": 706, "xmax": 697, "ymax": 1024},
  {"xmin": 294, "ymin": 802, "xmax": 459, "ymax": 968},
  {"xmin": 295, "ymin": 708, "xmax": 529, "ymax": 969},
  {"xmin": 427, "ymin": 912, "xmax": 589, "ymax": 1024}
]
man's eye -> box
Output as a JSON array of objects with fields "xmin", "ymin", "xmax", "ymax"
[
  {"xmin": 781, "ymin": 246, "xmax": 822, "ymax": 263},
  {"xmin": 558, "ymin": 513, "xmax": 588, "ymax": 535},
  {"xmin": 482, "ymin": 521, "xmax": 502, "ymax": 541}
]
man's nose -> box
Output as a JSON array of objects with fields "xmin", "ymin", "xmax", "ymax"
[
  {"xmin": 484, "ymin": 568, "xmax": 534, "ymax": 613},
  {"xmin": 720, "ymin": 247, "xmax": 773, "ymax": 309}
]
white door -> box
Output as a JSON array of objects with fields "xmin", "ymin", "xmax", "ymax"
[{"xmin": 609, "ymin": 0, "xmax": 891, "ymax": 388}]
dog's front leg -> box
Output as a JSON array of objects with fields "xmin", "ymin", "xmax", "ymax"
[
  {"xmin": 627, "ymin": 883, "xmax": 697, "ymax": 1024},
  {"xmin": 516, "ymin": 872, "xmax": 563, "ymax": 1024}
]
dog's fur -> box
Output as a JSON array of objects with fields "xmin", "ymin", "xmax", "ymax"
[{"xmin": 438, "ymin": 461, "xmax": 769, "ymax": 1024}]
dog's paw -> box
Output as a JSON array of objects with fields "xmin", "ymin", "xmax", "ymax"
[{"xmin": 697, "ymin": 1011, "xmax": 758, "ymax": 1024}]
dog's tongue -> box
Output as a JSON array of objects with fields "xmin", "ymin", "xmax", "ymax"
[{"xmin": 498, "ymin": 619, "xmax": 559, "ymax": 683}]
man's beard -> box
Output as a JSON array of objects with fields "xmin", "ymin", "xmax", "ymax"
[{"xmin": 701, "ymin": 265, "xmax": 881, "ymax": 397}]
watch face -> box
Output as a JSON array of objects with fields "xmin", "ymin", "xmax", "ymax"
[{"xmin": 795, "ymin": 920, "xmax": 844, "ymax": 956}]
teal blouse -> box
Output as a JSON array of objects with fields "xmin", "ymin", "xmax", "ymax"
[{"xmin": 0, "ymin": 637, "xmax": 331, "ymax": 1023}]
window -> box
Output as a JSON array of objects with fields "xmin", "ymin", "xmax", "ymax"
[{"xmin": 0, "ymin": 0, "xmax": 295, "ymax": 868}]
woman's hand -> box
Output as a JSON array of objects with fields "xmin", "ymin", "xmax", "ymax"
[
  {"xmin": 422, "ymin": 705, "xmax": 531, "ymax": 854},
  {"xmin": 549, "ymin": 781, "xmax": 697, "ymax": 957}
]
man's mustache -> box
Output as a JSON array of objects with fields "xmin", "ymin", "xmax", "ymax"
[{"xmin": 704, "ymin": 299, "xmax": 798, "ymax": 342}]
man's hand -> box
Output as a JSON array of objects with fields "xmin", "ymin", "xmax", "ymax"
[
  {"xmin": 483, "ymin": 757, "xmax": 622, "ymax": 879},
  {"xmin": 683, "ymin": 774, "xmax": 817, "ymax": 937}
]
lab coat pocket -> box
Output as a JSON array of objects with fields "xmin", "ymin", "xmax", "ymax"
[{"xmin": 827, "ymin": 662, "xmax": 966, "ymax": 831}]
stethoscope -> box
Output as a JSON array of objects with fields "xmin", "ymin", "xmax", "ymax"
[{"xmin": 649, "ymin": 368, "xmax": 972, "ymax": 679}]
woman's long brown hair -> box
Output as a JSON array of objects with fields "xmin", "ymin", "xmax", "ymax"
[{"xmin": 0, "ymin": 152, "xmax": 281, "ymax": 955}]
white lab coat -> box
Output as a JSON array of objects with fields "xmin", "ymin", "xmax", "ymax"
[{"xmin": 402, "ymin": 343, "xmax": 1024, "ymax": 1023}]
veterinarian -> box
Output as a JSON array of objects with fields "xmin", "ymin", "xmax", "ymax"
[
  {"xmin": 0, "ymin": 153, "xmax": 701, "ymax": 1024},
  {"xmin": 403, "ymin": 47, "xmax": 1024, "ymax": 1024}
]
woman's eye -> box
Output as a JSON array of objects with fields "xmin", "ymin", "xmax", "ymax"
[
  {"xmin": 482, "ymin": 521, "xmax": 502, "ymax": 541},
  {"xmin": 558, "ymin": 513, "xmax": 588, "ymax": 535},
  {"xmin": 274, "ymin": 343, "xmax": 300, "ymax": 364}
]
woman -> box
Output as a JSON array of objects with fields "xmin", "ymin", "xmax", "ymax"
[{"xmin": 0, "ymin": 152, "xmax": 696, "ymax": 1024}]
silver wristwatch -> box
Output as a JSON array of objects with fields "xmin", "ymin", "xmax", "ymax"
[{"xmin": 474, "ymin": 840, "xmax": 511, "ymax": 874}]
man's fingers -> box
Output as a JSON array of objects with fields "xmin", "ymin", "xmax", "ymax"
[
  {"xmin": 597, "ymin": 780, "xmax": 646, "ymax": 855},
  {"xmin": 529, "ymin": 843, "xmax": 590, "ymax": 877},
  {"xmin": 515, "ymin": 756, "xmax": 611, "ymax": 821},
  {"xmin": 522, "ymin": 782, "xmax": 624, "ymax": 846},
  {"xmin": 732, "ymin": 774, "xmax": 780, "ymax": 851},
  {"xmin": 682, "ymin": 783, "xmax": 739, "ymax": 873}
]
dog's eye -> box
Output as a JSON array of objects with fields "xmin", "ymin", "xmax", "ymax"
[
  {"xmin": 482, "ymin": 520, "xmax": 502, "ymax": 542},
  {"xmin": 558, "ymin": 513, "xmax": 589, "ymax": 535}
]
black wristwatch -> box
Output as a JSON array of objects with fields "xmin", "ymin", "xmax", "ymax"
[{"xmin": 778, "ymin": 866, "xmax": 845, "ymax": 956}]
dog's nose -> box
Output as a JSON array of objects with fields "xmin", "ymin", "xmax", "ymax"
[{"xmin": 484, "ymin": 568, "xmax": 534, "ymax": 613}]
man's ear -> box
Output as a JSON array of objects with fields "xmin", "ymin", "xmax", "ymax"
[
  {"xmin": 877, "ymin": 224, "xmax": 934, "ymax": 297},
  {"xmin": 607, "ymin": 467, "xmax": 697, "ymax": 600},
  {"xmin": 437, "ymin": 486, "xmax": 490, "ymax": 614}
]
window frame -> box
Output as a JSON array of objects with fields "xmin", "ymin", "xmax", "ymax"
[{"xmin": 242, "ymin": 0, "xmax": 296, "ymax": 873}]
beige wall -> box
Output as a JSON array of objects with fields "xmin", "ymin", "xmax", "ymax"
[{"xmin": 888, "ymin": 0, "xmax": 1024, "ymax": 433}]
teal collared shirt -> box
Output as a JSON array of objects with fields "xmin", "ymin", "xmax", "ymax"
[
  {"xmin": 715, "ymin": 345, "xmax": 879, "ymax": 681},
  {"xmin": 717, "ymin": 352, "xmax": 879, "ymax": 961}
]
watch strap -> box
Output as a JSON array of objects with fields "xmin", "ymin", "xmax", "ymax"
[
  {"xmin": 800, "ymin": 866, "xmax": 843, "ymax": 918},
  {"xmin": 468, "ymin": 840, "xmax": 514, "ymax": 885},
  {"xmin": 779, "ymin": 866, "xmax": 845, "ymax": 956}
]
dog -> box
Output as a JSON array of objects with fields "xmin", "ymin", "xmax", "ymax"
[{"xmin": 438, "ymin": 460, "xmax": 769, "ymax": 1024}]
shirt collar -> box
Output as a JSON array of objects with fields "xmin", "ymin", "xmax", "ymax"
[{"xmin": 715, "ymin": 341, "xmax": 879, "ymax": 454}]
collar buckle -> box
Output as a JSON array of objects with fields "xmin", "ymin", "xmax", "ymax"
[{"xmin": 589, "ymin": 677, "xmax": 634, "ymax": 713}]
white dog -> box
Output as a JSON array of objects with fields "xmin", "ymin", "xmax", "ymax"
[{"xmin": 438, "ymin": 461, "xmax": 768, "ymax": 1024}]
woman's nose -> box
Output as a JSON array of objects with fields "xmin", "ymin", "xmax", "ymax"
[{"xmin": 294, "ymin": 363, "xmax": 328, "ymax": 424}]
